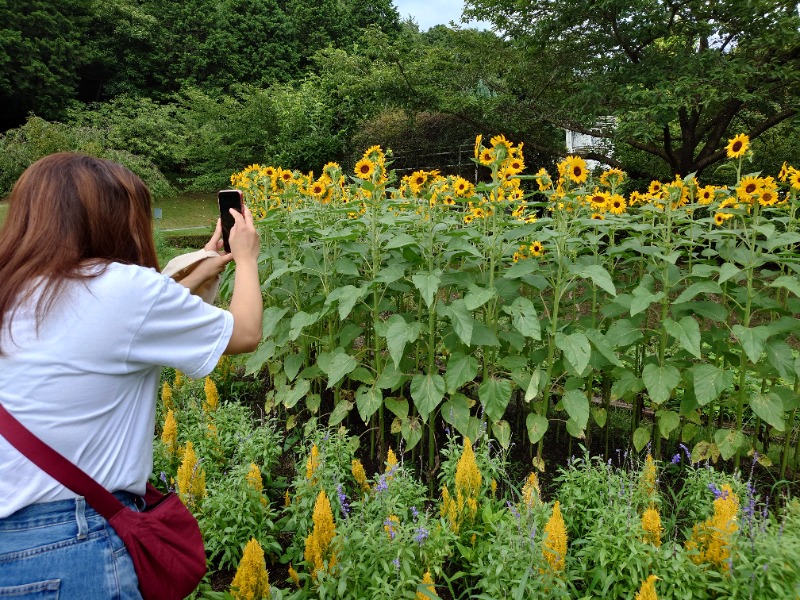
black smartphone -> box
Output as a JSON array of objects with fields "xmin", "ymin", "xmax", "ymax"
[{"xmin": 217, "ymin": 189, "xmax": 244, "ymax": 253}]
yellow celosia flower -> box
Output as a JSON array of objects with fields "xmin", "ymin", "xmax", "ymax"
[
  {"xmin": 204, "ymin": 376, "xmax": 218, "ymax": 413},
  {"xmin": 416, "ymin": 571, "xmax": 435, "ymax": 600},
  {"xmin": 173, "ymin": 370, "xmax": 185, "ymax": 389},
  {"xmin": 284, "ymin": 490, "xmax": 291, "ymax": 507},
  {"xmin": 304, "ymin": 490, "xmax": 336, "ymax": 580},
  {"xmin": 351, "ymin": 459, "xmax": 369, "ymax": 491},
  {"xmin": 491, "ymin": 478, "xmax": 497, "ymax": 498},
  {"xmin": 384, "ymin": 514, "xmax": 400, "ymax": 540},
  {"xmin": 231, "ymin": 538, "xmax": 270, "ymax": 600},
  {"xmin": 642, "ymin": 507, "xmax": 663, "ymax": 547},
  {"xmin": 161, "ymin": 409, "xmax": 178, "ymax": 457},
  {"xmin": 521, "ymin": 472, "xmax": 541, "ymax": 509},
  {"xmin": 543, "ymin": 501, "xmax": 567, "ymax": 573},
  {"xmin": 386, "ymin": 447, "xmax": 398, "ymax": 474},
  {"xmin": 177, "ymin": 441, "xmax": 206, "ymax": 509},
  {"xmin": 161, "ymin": 381, "xmax": 173, "ymax": 411},
  {"xmin": 635, "ymin": 575, "xmax": 659, "ymax": 600},
  {"xmin": 306, "ymin": 444, "xmax": 320, "ymax": 481},
  {"xmin": 246, "ymin": 463, "xmax": 263, "ymax": 494},
  {"xmin": 726, "ymin": 133, "xmax": 749, "ymax": 159},
  {"xmin": 641, "ymin": 454, "xmax": 657, "ymax": 498},
  {"xmin": 288, "ymin": 563, "xmax": 300, "ymax": 588},
  {"xmin": 455, "ymin": 438, "xmax": 482, "ymax": 498},
  {"xmin": 685, "ymin": 484, "xmax": 739, "ymax": 571}
]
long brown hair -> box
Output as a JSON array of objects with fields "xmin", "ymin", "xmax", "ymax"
[{"xmin": 0, "ymin": 153, "xmax": 159, "ymax": 352}]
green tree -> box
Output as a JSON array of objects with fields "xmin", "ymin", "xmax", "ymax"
[
  {"xmin": 463, "ymin": 0, "xmax": 800, "ymax": 176},
  {"xmin": 0, "ymin": 0, "xmax": 91, "ymax": 129}
]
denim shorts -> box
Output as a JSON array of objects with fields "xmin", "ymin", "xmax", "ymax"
[{"xmin": 0, "ymin": 493, "xmax": 143, "ymax": 599}]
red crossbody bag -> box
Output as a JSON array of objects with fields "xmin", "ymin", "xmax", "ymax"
[{"xmin": 0, "ymin": 404, "xmax": 206, "ymax": 600}]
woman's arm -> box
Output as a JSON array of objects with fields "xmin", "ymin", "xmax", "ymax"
[{"xmin": 223, "ymin": 206, "xmax": 263, "ymax": 354}]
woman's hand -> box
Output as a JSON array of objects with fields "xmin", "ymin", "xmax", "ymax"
[
  {"xmin": 227, "ymin": 206, "xmax": 261, "ymax": 264},
  {"xmin": 203, "ymin": 218, "xmax": 225, "ymax": 253}
]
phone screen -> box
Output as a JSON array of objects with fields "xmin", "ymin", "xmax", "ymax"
[{"xmin": 217, "ymin": 190, "xmax": 243, "ymax": 253}]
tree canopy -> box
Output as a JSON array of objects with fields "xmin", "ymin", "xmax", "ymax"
[{"xmin": 464, "ymin": 0, "xmax": 800, "ymax": 176}]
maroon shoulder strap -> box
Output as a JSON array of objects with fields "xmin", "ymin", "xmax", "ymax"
[{"xmin": 0, "ymin": 403, "xmax": 126, "ymax": 520}]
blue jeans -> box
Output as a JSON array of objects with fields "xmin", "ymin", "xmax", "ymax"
[{"xmin": 0, "ymin": 493, "xmax": 143, "ymax": 599}]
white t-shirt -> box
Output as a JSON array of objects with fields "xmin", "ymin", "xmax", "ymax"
[{"xmin": 0, "ymin": 262, "xmax": 234, "ymax": 518}]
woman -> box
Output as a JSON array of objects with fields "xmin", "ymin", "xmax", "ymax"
[{"xmin": 0, "ymin": 153, "xmax": 263, "ymax": 598}]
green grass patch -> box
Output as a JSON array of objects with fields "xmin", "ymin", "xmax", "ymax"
[{"xmin": 152, "ymin": 191, "xmax": 219, "ymax": 231}]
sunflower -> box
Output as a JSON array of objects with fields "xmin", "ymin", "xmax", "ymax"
[
  {"xmin": 778, "ymin": 161, "xmax": 790, "ymax": 182},
  {"xmin": 479, "ymin": 147, "xmax": 495, "ymax": 166},
  {"xmin": 490, "ymin": 134, "xmax": 512, "ymax": 153},
  {"xmin": 443, "ymin": 196, "xmax": 456, "ymax": 205},
  {"xmin": 279, "ymin": 168, "xmax": 294, "ymax": 184},
  {"xmin": 591, "ymin": 213, "xmax": 605, "ymax": 220},
  {"xmin": 529, "ymin": 241, "xmax": 544, "ymax": 257},
  {"xmin": 599, "ymin": 168, "xmax": 626, "ymax": 189},
  {"xmin": 453, "ymin": 176, "xmax": 473, "ymax": 197},
  {"xmin": 714, "ymin": 212, "xmax": 734, "ymax": 226},
  {"xmin": 504, "ymin": 156, "xmax": 525, "ymax": 175},
  {"xmin": 726, "ymin": 133, "xmax": 749, "ymax": 159},
  {"xmin": 463, "ymin": 213, "xmax": 474, "ymax": 224},
  {"xmin": 608, "ymin": 194, "xmax": 626, "ymax": 215},
  {"xmin": 587, "ymin": 190, "xmax": 609, "ymax": 211},
  {"xmin": 407, "ymin": 170, "xmax": 427, "ymax": 193},
  {"xmin": 474, "ymin": 134, "xmax": 483, "ymax": 160},
  {"xmin": 473, "ymin": 207, "xmax": 486, "ymax": 219},
  {"xmin": 697, "ymin": 186, "xmax": 716, "ymax": 205},
  {"xmin": 758, "ymin": 188, "xmax": 779, "ymax": 207},
  {"xmin": 534, "ymin": 167, "xmax": 552, "ymax": 191},
  {"xmin": 264, "ymin": 166, "xmax": 277, "ymax": 178},
  {"xmin": 788, "ymin": 168, "xmax": 800, "ymax": 191},
  {"xmin": 309, "ymin": 179, "xmax": 326, "ymax": 197},
  {"xmin": 648, "ymin": 180, "xmax": 663, "ymax": 196},
  {"xmin": 354, "ymin": 158, "xmax": 375, "ymax": 179},
  {"xmin": 736, "ymin": 175, "xmax": 762, "ymax": 203},
  {"xmin": 563, "ymin": 155, "xmax": 588, "ymax": 184}
]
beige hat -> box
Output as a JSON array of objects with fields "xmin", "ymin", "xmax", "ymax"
[{"xmin": 162, "ymin": 249, "xmax": 222, "ymax": 304}]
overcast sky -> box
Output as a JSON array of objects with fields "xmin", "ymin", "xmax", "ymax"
[{"xmin": 393, "ymin": 0, "xmax": 492, "ymax": 31}]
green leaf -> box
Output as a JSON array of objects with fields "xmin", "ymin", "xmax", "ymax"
[
  {"xmin": 348, "ymin": 366, "xmax": 374, "ymax": 385},
  {"xmin": 672, "ymin": 281, "xmax": 723, "ymax": 304},
  {"xmin": 562, "ymin": 389, "xmax": 589, "ymax": 430},
  {"xmin": 526, "ymin": 413, "xmax": 549, "ymax": 444},
  {"xmin": 262, "ymin": 306, "xmax": 289, "ymax": 338},
  {"xmin": 401, "ymin": 417, "xmax": 423, "ymax": 451},
  {"xmin": 572, "ymin": 264, "xmax": 617, "ymax": 296},
  {"xmin": 384, "ymin": 397, "xmax": 409, "ymax": 419},
  {"xmin": 444, "ymin": 353, "xmax": 479, "ymax": 394},
  {"xmin": 525, "ymin": 369, "xmax": 543, "ymax": 402},
  {"xmin": 630, "ymin": 284, "xmax": 664, "ymax": 316},
  {"xmin": 411, "ymin": 271, "xmax": 441, "ymax": 309},
  {"xmin": 605, "ymin": 319, "xmax": 643, "ymax": 348},
  {"xmin": 633, "ymin": 427, "xmax": 651, "ymax": 452},
  {"xmin": 442, "ymin": 394, "xmax": 471, "ymax": 437},
  {"xmin": 593, "ymin": 407, "xmax": 607, "ymax": 428},
  {"xmin": 289, "ymin": 311, "xmax": 319, "ymax": 341},
  {"xmin": 718, "ymin": 263, "xmax": 741, "ymax": 284},
  {"xmin": 278, "ymin": 379, "xmax": 310, "ymax": 409},
  {"xmin": 328, "ymin": 400, "xmax": 353, "ymax": 426},
  {"xmin": 356, "ymin": 385, "xmax": 383, "ymax": 423},
  {"xmin": 663, "ymin": 316, "xmax": 702, "ymax": 358},
  {"xmin": 691, "ymin": 440, "xmax": 720, "ymax": 464},
  {"xmin": 410, "ymin": 373, "xmax": 446, "ymax": 422},
  {"xmin": 555, "ymin": 332, "xmax": 591, "ymax": 375},
  {"xmin": 584, "ymin": 328, "xmax": 622, "ymax": 366},
  {"xmin": 565, "ymin": 418, "xmax": 585, "ymax": 439},
  {"xmin": 317, "ymin": 348, "xmax": 357, "ymax": 388},
  {"xmin": 502, "ymin": 296, "xmax": 542, "ymax": 340},
  {"xmin": 692, "ymin": 364, "xmax": 734, "ymax": 406},
  {"xmin": 611, "ymin": 369, "xmax": 644, "ymax": 398},
  {"xmin": 656, "ymin": 409, "xmax": 680, "ymax": 439},
  {"xmin": 732, "ymin": 325, "xmax": 771, "ymax": 363},
  {"xmin": 766, "ymin": 340, "xmax": 796, "ymax": 382},
  {"xmin": 768, "ymin": 275, "xmax": 800, "ymax": 299},
  {"xmin": 464, "ymin": 284, "xmax": 496, "ymax": 311},
  {"xmin": 714, "ymin": 428, "xmax": 746, "ymax": 461},
  {"xmin": 245, "ymin": 340, "xmax": 275, "ymax": 375},
  {"xmin": 478, "ymin": 377, "xmax": 513, "ymax": 423},
  {"xmin": 642, "ymin": 363, "xmax": 681, "ymax": 404},
  {"xmin": 385, "ymin": 232, "xmax": 417, "ymax": 249},
  {"xmin": 284, "ymin": 353, "xmax": 304, "ymax": 381},
  {"xmin": 385, "ymin": 315, "xmax": 422, "ymax": 368},
  {"xmin": 443, "ymin": 300, "xmax": 475, "ymax": 346},
  {"xmin": 492, "ymin": 420, "xmax": 511, "ymax": 449},
  {"xmin": 749, "ymin": 392, "xmax": 785, "ymax": 432},
  {"xmin": 375, "ymin": 363, "xmax": 403, "ymax": 390},
  {"xmin": 374, "ymin": 263, "xmax": 406, "ymax": 284}
]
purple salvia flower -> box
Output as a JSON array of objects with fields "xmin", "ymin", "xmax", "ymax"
[
  {"xmin": 414, "ymin": 526, "xmax": 429, "ymax": 545},
  {"xmin": 336, "ymin": 483, "xmax": 350, "ymax": 518},
  {"xmin": 384, "ymin": 517, "xmax": 397, "ymax": 540},
  {"xmin": 410, "ymin": 506, "xmax": 419, "ymax": 521},
  {"xmin": 671, "ymin": 453, "xmax": 681, "ymax": 464},
  {"xmin": 679, "ymin": 443, "xmax": 692, "ymax": 462},
  {"xmin": 392, "ymin": 557, "xmax": 400, "ymax": 572}
]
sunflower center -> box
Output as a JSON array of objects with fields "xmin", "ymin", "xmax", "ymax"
[{"xmin": 732, "ymin": 141, "xmax": 742, "ymax": 152}]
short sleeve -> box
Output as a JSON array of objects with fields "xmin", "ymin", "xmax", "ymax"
[{"xmin": 127, "ymin": 275, "xmax": 234, "ymax": 379}]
